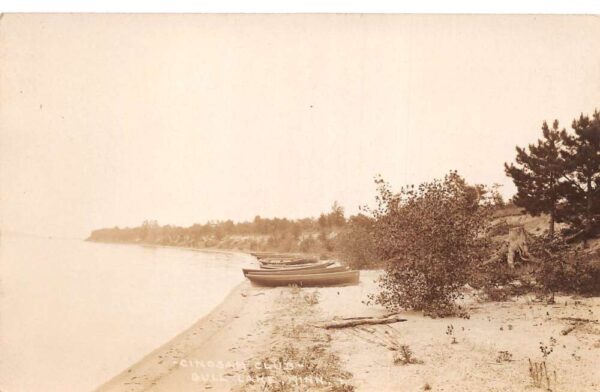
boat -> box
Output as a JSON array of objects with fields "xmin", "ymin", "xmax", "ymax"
[
  {"xmin": 242, "ymin": 261, "xmax": 334, "ymax": 275},
  {"xmin": 245, "ymin": 270, "xmax": 360, "ymax": 287},
  {"xmin": 244, "ymin": 265, "xmax": 349, "ymax": 276},
  {"xmin": 250, "ymin": 252, "xmax": 306, "ymax": 260},
  {"xmin": 260, "ymin": 259, "xmax": 318, "ymax": 268},
  {"xmin": 259, "ymin": 260, "xmax": 331, "ymax": 270},
  {"xmin": 259, "ymin": 258, "xmax": 317, "ymax": 267}
]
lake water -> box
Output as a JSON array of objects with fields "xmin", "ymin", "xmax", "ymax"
[{"xmin": 0, "ymin": 234, "xmax": 253, "ymax": 391}]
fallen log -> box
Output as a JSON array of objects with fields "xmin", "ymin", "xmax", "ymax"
[
  {"xmin": 559, "ymin": 317, "xmax": 598, "ymax": 324},
  {"xmin": 561, "ymin": 325, "xmax": 577, "ymax": 335},
  {"xmin": 337, "ymin": 311, "xmax": 400, "ymax": 321},
  {"xmin": 565, "ymin": 229, "xmax": 586, "ymax": 243},
  {"xmin": 316, "ymin": 315, "xmax": 407, "ymax": 329}
]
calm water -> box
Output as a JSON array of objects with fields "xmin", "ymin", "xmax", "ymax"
[{"xmin": 0, "ymin": 234, "xmax": 252, "ymax": 392}]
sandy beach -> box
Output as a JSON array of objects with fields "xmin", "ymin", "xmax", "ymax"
[
  {"xmin": 97, "ymin": 269, "xmax": 600, "ymax": 392},
  {"xmin": 4, "ymin": 11, "xmax": 599, "ymax": 392}
]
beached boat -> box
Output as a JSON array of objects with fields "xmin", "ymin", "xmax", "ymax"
[
  {"xmin": 242, "ymin": 261, "xmax": 334, "ymax": 275},
  {"xmin": 259, "ymin": 259, "xmax": 318, "ymax": 267},
  {"xmin": 259, "ymin": 258, "xmax": 317, "ymax": 267},
  {"xmin": 250, "ymin": 252, "xmax": 306, "ymax": 260},
  {"xmin": 259, "ymin": 260, "xmax": 332, "ymax": 269},
  {"xmin": 244, "ymin": 265, "xmax": 349, "ymax": 276},
  {"xmin": 245, "ymin": 270, "xmax": 360, "ymax": 287}
]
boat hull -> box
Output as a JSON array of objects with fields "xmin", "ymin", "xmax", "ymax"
[
  {"xmin": 242, "ymin": 261, "xmax": 334, "ymax": 275},
  {"xmin": 259, "ymin": 258, "xmax": 317, "ymax": 267},
  {"xmin": 245, "ymin": 266, "xmax": 349, "ymax": 276},
  {"xmin": 250, "ymin": 252, "xmax": 306, "ymax": 260},
  {"xmin": 245, "ymin": 270, "xmax": 360, "ymax": 287},
  {"xmin": 257, "ymin": 261, "xmax": 334, "ymax": 270}
]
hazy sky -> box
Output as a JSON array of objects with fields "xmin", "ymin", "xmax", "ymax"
[{"xmin": 1, "ymin": 14, "xmax": 599, "ymax": 238}]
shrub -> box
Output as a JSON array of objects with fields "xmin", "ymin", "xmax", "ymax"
[
  {"xmin": 473, "ymin": 259, "xmax": 535, "ymax": 301},
  {"xmin": 303, "ymin": 291, "xmax": 320, "ymax": 305},
  {"xmin": 368, "ymin": 172, "xmax": 495, "ymax": 316},
  {"xmin": 335, "ymin": 214, "xmax": 379, "ymax": 269},
  {"xmin": 529, "ymin": 235, "xmax": 600, "ymax": 295},
  {"xmin": 496, "ymin": 351, "xmax": 513, "ymax": 363},
  {"xmin": 299, "ymin": 236, "xmax": 318, "ymax": 253},
  {"xmin": 393, "ymin": 344, "xmax": 423, "ymax": 365}
]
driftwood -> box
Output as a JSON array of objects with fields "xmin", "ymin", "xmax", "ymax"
[
  {"xmin": 565, "ymin": 229, "xmax": 586, "ymax": 244},
  {"xmin": 559, "ymin": 317, "xmax": 598, "ymax": 324},
  {"xmin": 561, "ymin": 325, "xmax": 577, "ymax": 335},
  {"xmin": 316, "ymin": 315, "xmax": 407, "ymax": 329},
  {"xmin": 560, "ymin": 317, "xmax": 599, "ymax": 335}
]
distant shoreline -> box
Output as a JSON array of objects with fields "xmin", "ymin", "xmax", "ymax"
[{"xmin": 86, "ymin": 238, "xmax": 255, "ymax": 259}]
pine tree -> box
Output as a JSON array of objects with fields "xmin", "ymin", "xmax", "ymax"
[
  {"xmin": 559, "ymin": 110, "xmax": 600, "ymax": 238},
  {"xmin": 505, "ymin": 120, "xmax": 568, "ymax": 236}
]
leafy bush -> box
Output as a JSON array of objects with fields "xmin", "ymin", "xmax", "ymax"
[
  {"xmin": 335, "ymin": 214, "xmax": 379, "ymax": 269},
  {"xmin": 368, "ymin": 172, "xmax": 495, "ymax": 316},
  {"xmin": 529, "ymin": 235, "xmax": 600, "ymax": 295},
  {"xmin": 472, "ymin": 255, "xmax": 536, "ymax": 300}
]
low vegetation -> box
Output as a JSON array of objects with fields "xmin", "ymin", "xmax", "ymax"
[
  {"xmin": 303, "ymin": 291, "xmax": 320, "ymax": 306},
  {"xmin": 495, "ymin": 351, "xmax": 513, "ymax": 363},
  {"xmin": 392, "ymin": 344, "xmax": 423, "ymax": 366},
  {"xmin": 528, "ymin": 359, "xmax": 556, "ymax": 391},
  {"xmin": 236, "ymin": 286, "xmax": 353, "ymax": 392}
]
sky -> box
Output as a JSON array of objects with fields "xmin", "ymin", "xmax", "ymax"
[{"xmin": 1, "ymin": 14, "xmax": 599, "ymax": 238}]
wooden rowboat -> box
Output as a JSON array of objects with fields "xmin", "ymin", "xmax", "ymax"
[
  {"xmin": 259, "ymin": 260, "xmax": 333, "ymax": 270},
  {"xmin": 242, "ymin": 261, "xmax": 334, "ymax": 275},
  {"xmin": 259, "ymin": 259, "xmax": 316, "ymax": 267},
  {"xmin": 245, "ymin": 270, "xmax": 360, "ymax": 287},
  {"xmin": 244, "ymin": 265, "xmax": 349, "ymax": 276},
  {"xmin": 250, "ymin": 252, "xmax": 305, "ymax": 260},
  {"xmin": 259, "ymin": 261, "xmax": 317, "ymax": 269}
]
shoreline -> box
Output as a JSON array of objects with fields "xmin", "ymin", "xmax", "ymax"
[
  {"xmin": 93, "ymin": 242, "xmax": 258, "ymax": 391},
  {"xmin": 86, "ymin": 239, "xmax": 255, "ymax": 259},
  {"xmin": 91, "ymin": 242, "xmax": 600, "ymax": 391},
  {"xmin": 95, "ymin": 280, "xmax": 254, "ymax": 391}
]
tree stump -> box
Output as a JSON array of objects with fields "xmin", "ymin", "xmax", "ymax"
[{"xmin": 506, "ymin": 226, "xmax": 531, "ymax": 268}]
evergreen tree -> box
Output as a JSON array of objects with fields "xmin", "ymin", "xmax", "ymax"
[
  {"xmin": 505, "ymin": 120, "xmax": 568, "ymax": 236},
  {"xmin": 559, "ymin": 110, "xmax": 600, "ymax": 237}
]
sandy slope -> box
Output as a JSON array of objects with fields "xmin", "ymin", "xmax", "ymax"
[
  {"xmin": 98, "ymin": 270, "xmax": 600, "ymax": 392},
  {"xmin": 324, "ymin": 271, "xmax": 600, "ymax": 392}
]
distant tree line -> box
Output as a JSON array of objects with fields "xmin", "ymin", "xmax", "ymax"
[{"xmin": 87, "ymin": 202, "xmax": 350, "ymax": 253}]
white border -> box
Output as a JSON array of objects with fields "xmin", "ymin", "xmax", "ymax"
[{"xmin": 1, "ymin": 0, "xmax": 599, "ymax": 14}]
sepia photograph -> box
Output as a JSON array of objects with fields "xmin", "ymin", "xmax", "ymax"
[{"xmin": 1, "ymin": 10, "xmax": 599, "ymax": 392}]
